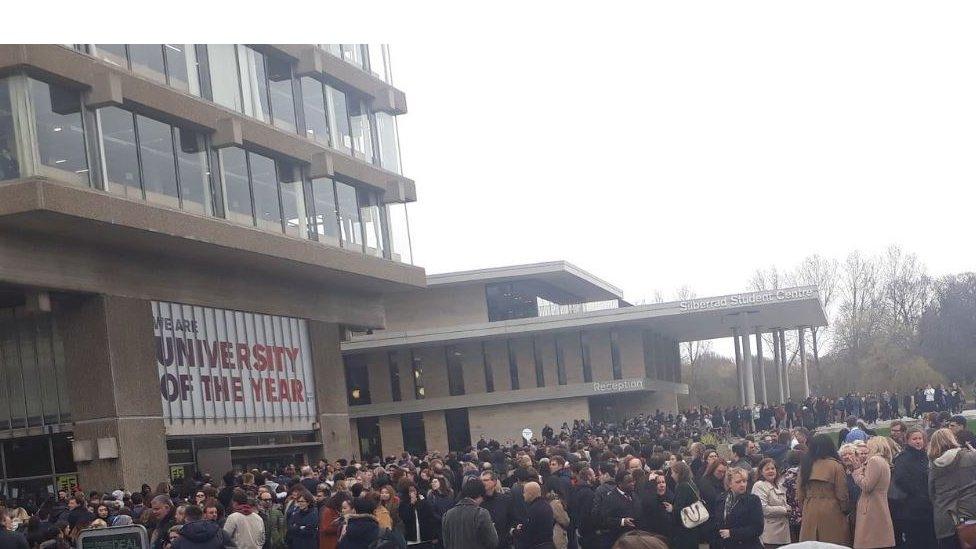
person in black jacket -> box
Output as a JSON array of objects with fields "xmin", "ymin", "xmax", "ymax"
[
  {"xmin": 285, "ymin": 489, "xmax": 319, "ymax": 549},
  {"xmin": 172, "ymin": 506, "xmax": 234, "ymax": 549},
  {"xmin": 0, "ymin": 513, "xmax": 28, "ymax": 549},
  {"xmin": 514, "ymin": 482, "xmax": 553, "ymax": 549},
  {"xmin": 636, "ymin": 470, "xmax": 673, "ymax": 540},
  {"xmin": 892, "ymin": 428, "xmax": 937, "ymax": 548},
  {"xmin": 480, "ymin": 470, "xmax": 516, "ymax": 548},
  {"xmin": 601, "ymin": 470, "xmax": 638, "ymax": 544},
  {"xmin": 712, "ymin": 467, "xmax": 762, "ymax": 549},
  {"xmin": 397, "ymin": 484, "xmax": 437, "ymax": 547},
  {"xmin": 569, "ymin": 468, "xmax": 598, "ymax": 549}
]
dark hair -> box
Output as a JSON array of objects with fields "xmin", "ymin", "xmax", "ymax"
[
  {"xmin": 543, "ymin": 475, "xmax": 566, "ymax": 501},
  {"xmin": 800, "ymin": 434, "xmax": 841, "ymax": 489},
  {"xmin": 223, "ymin": 471, "xmax": 236, "ymax": 487},
  {"xmin": 231, "ymin": 490, "xmax": 248, "ymax": 506},
  {"xmin": 184, "ymin": 505, "xmax": 203, "ymax": 521},
  {"xmin": 351, "ymin": 496, "xmax": 376, "ymax": 514},
  {"xmin": 327, "ymin": 492, "xmax": 349, "ymax": 513},
  {"xmin": 951, "ymin": 416, "xmax": 968, "ymax": 428},
  {"xmin": 731, "ymin": 442, "xmax": 747, "ymax": 459},
  {"xmin": 460, "ymin": 478, "xmax": 486, "ymax": 499}
]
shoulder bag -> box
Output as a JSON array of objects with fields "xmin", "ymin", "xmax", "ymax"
[
  {"xmin": 680, "ymin": 483, "xmax": 710, "ymax": 529},
  {"xmin": 950, "ymin": 510, "xmax": 976, "ymax": 549}
]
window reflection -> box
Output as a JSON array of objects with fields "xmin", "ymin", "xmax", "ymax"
[
  {"xmin": 239, "ymin": 47, "xmax": 270, "ymax": 123},
  {"xmin": 277, "ymin": 161, "xmax": 306, "ymax": 238},
  {"xmin": 267, "ymin": 56, "xmax": 297, "ymax": 133},
  {"xmin": 175, "ymin": 128, "xmax": 212, "ymax": 215},
  {"xmin": 349, "ymin": 99, "xmax": 373, "ymax": 162},
  {"xmin": 128, "ymin": 45, "xmax": 166, "ymax": 84},
  {"xmin": 336, "ymin": 181, "xmax": 363, "ymax": 250},
  {"xmin": 164, "ymin": 44, "xmax": 201, "ymax": 96},
  {"xmin": 341, "ymin": 45, "xmax": 366, "ymax": 70},
  {"xmin": 137, "ymin": 115, "xmax": 179, "ymax": 208},
  {"xmin": 208, "ymin": 45, "xmax": 243, "ymax": 113},
  {"xmin": 0, "ymin": 79, "xmax": 19, "ymax": 181},
  {"xmin": 374, "ymin": 112, "xmax": 400, "ymax": 174},
  {"xmin": 98, "ymin": 107, "xmax": 141, "ymax": 198},
  {"xmin": 249, "ymin": 152, "xmax": 281, "ymax": 232},
  {"xmin": 326, "ymin": 86, "xmax": 352, "ymax": 154},
  {"xmin": 93, "ymin": 44, "xmax": 127, "ymax": 68},
  {"xmin": 300, "ymin": 78, "xmax": 329, "ymax": 145},
  {"xmin": 219, "ymin": 147, "xmax": 252, "ymax": 225},
  {"xmin": 310, "ymin": 177, "xmax": 340, "ymax": 246},
  {"xmin": 29, "ymin": 79, "xmax": 89, "ymax": 184},
  {"xmin": 359, "ymin": 191, "xmax": 385, "ymax": 258}
]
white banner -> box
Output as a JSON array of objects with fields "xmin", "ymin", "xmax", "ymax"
[{"xmin": 152, "ymin": 301, "xmax": 316, "ymax": 423}]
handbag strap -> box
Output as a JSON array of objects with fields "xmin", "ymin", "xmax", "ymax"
[{"xmin": 687, "ymin": 482, "xmax": 701, "ymax": 502}]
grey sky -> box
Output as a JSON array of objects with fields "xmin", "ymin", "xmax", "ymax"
[{"xmin": 393, "ymin": 3, "xmax": 976, "ymax": 306}]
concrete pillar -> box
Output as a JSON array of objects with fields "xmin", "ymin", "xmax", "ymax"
[
  {"xmin": 732, "ymin": 329, "xmax": 744, "ymax": 405},
  {"xmin": 779, "ymin": 329, "xmax": 790, "ymax": 400},
  {"xmin": 741, "ymin": 330, "xmax": 756, "ymax": 406},
  {"xmin": 309, "ymin": 321, "xmax": 354, "ymax": 461},
  {"xmin": 799, "ymin": 327, "xmax": 810, "ymax": 398},
  {"xmin": 56, "ymin": 295, "xmax": 168, "ymax": 492},
  {"xmin": 378, "ymin": 415, "xmax": 404, "ymax": 457},
  {"xmin": 423, "ymin": 410, "xmax": 448, "ymax": 455},
  {"xmin": 755, "ymin": 330, "xmax": 767, "ymax": 404},
  {"xmin": 772, "ymin": 330, "xmax": 784, "ymax": 404}
]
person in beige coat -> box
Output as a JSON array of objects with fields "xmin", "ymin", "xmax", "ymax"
[
  {"xmin": 544, "ymin": 476, "xmax": 571, "ymax": 549},
  {"xmin": 797, "ymin": 434, "xmax": 851, "ymax": 546},
  {"xmin": 752, "ymin": 458, "xmax": 790, "ymax": 547},
  {"xmin": 851, "ymin": 437, "xmax": 895, "ymax": 549}
]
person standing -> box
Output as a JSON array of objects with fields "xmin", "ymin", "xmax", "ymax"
[
  {"xmin": 514, "ymin": 482, "xmax": 554, "ymax": 549},
  {"xmin": 797, "ymin": 434, "xmax": 850, "ymax": 546},
  {"xmin": 851, "ymin": 437, "xmax": 895, "ymax": 549},
  {"xmin": 171, "ymin": 505, "xmax": 233, "ymax": 549},
  {"xmin": 928, "ymin": 428, "xmax": 976, "ymax": 549},
  {"xmin": 892, "ymin": 428, "xmax": 937, "ymax": 549},
  {"xmin": 286, "ymin": 490, "xmax": 319, "ymax": 549},
  {"xmin": 601, "ymin": 470, "xmax": 639, "ymax": 544},
  {"xmin": 479, "ymin": 470, "xmax": 515, "ymax": 549},
  {"xmin": 397, "ymin": 483, "xmax": 437, "ymax": 548},
  {"xmin": 670, "ymin": 461, "xmax": 705, "ymax": 549},
  {"xmin": 441, "ymin": 479, "xmax": 498, "ymax": 549},
  {"xmin": 714, "ymin": 467, "xmax": 763, "ymax": 549},
  {"xmin": 225, "ymin": 491, "xmax": 266, "ymax": 549},
  {"xmin": 751, "ymin": 458, "xmax": 789, "ymax": 548}
]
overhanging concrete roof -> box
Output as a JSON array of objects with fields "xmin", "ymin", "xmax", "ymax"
[
  {"xmin": 426, "ymin": 261, "xmax": 624, "ymax": 302},
  {"xmin": 342, "ymin": 286, "xmax": 827, "ymax": 353}
]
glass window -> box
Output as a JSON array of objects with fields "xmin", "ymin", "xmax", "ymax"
[
  {"xmin": 374, "ymin": 112, "xmax": 400, "ymax": 173},
  {"xmin": 52, "ymin": 434, "xmax": 76, "ymax": 473},
  {"xmin": 324, "ymin": 45, "xmax": 342, "ymax": 57},
  {"xmin": 164, "ymin": 44, "xmax": 201, "ymax": 96},
  {"xmin": 175, "ymin": 128, "xmax": 212, "ymax": 215},
  {"xmin": 238, "ymin": 46, "xmax": 270, "ymax": 123},
  {"xmin": 219, "ymin": 147, "xmax": 253, "ymax": 225},
  {"xmin": 128, "ymin": 45, "xmax": 166, "ymax": 83},
  {"xmin": 366, "ymin": 44, "xmax": 389, "ymax": 83},
  {"xmin": 277, "ymin": 161, "xmax": 306, "ymax": 238},
  {"xmin": 356, "ymin": 417, "xmax": 381, "ymax": 461},
  {"xmin": 208, "ymin": 45, "xmax": 243, "ymax": 113},
  {"xmin": 300, "ymin": 78, "xmax": 329, "ymax": 145},
  {"xmin": 4, "ymin": 438, "xmax": 52, "ymax": 478},
  {"xmin": 29, "ymin": 79, "xmax": 89, "ymax": 184},
  {"xmin": 248, "ymin": 152, "xmax": 281, "ymax": 232},
  {"xmin": 446, "ymin": 346, "xmax": 465, "ymax": 396},
  {"xmin": 532, "ymin": 337, "xmax": 545, "ymax": 388},
  {"xmin": 136, "ymin": 115, "xmax": 179, "ymax": 208},
  {"xmin": 310, "ymin": 177, "xmax": 340, "ymax": 246},
  {"xmin": 400, "ymin": 413, "xmax": 426, "ymax": 456},
  {"xmin": 388, "ymin": 351, "xmax": 401, "ymax": 402},
  {"xmin": 349, "ymin": 99, "xmax": 373, "ymax": 162},
  {"xmin": 267, "ymin": 56, "xmax": 297, "ymax": 133},
  {"xmin": 0, "ymin": 79, "xmax": 19, "ymax": 181},
  {"xmin": 610, "ymin": 329, "xmax": 622, "ymax": 380},
  {"xmin": 341, "ymin": 45, "xmax": 366, "ymax": 70},
  {"xmin": 344, "ymin": 355, "xmax": 370, "ymax": 406},
  {"xmin": 386, "ymin": 203, "xmax": 412, "ymax": 264},
  {"xmin": 486, "ymin": 282, "xmax": 540, "ymax": 322},
  {"xmin": 336, "ymin": 181, "xmax": 363, "ymax": 250},
  {"xmin": 556, "ymin": 338, "xmax": 567, "ymax": 385},
  {"xmin": 580, "ymin": 331, "xmax": 593, "ymax": 383},
  {"xmin": 359, "ymin": 191, "xmax": 385, "ymax": 258},
  {"xmin": 410, "ymin": 350, "xmax": 425, "ymax": 399},
  {"xmin": 326, "ymin": 86, "xmax": 352, "ymax": 154},
  {"xmin": 507, "ymin": 339, "xmax": 520, "ymax": 390},
  {"xmin": 482, "ymin": 343, "xmax": 494, "ymax": 393},
  {"xmin": 98, "ymin": 107, "xmax": 140, "ymax": 198},
  {"xmin": 93, "ymin": 44, "xmax": 127, "ymax": 68}
]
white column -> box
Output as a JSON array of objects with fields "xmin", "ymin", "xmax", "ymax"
[
  {"xmin": 772, "ymin": 329, "xmax": 784, "ymax": 404},
  {"xmin": 732, "ymin": 328, "xmax": 744, "ymax": 405},
  {"xmin": 799, "ymin": 327, "xmax": 810, "ymax": 398},
  {"xmin": 755, "ymin": 330, "xmax": 767, "ymax": 404},
  {"xmin": 741, "ymin": 329, "xmax": 756, "ymax": 406},
  {"xmin": 780, "ymin": 329, "xmax": 791, "ymax": 400}
]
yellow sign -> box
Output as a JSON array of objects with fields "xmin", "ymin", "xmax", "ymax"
[
  {"xmin": 56, "ymin": 474, "xmax": 79, "ymax": 494},
  {"xmin": 169, "ymin": 466, "xmax": 185, "ymax": 481}
]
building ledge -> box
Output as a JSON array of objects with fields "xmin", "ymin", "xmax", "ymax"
[{"xmin": 347, "ymin": 377, "xmax": 689, "ymax": 418}]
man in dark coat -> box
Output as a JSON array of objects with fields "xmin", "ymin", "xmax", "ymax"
[
  {"xmin": 600, "ymin": 470, "xmax": 638, "ymax": 544},
  {"xmin": 151, "ymin": 495, "xmax": 178, "ymax": 549},
  {"xmin": 514, "ymin": 482, "xmax": 553, "ymax": 549},
  {"xmin": 442, "ymin": 479, "xmax": 499, "ymax": 549},
  {"xmin": 172, "ymin": 505, "xmax": 234, "ymax": 549},
  {"xmin": 480, "ymin": 470, "xmax": 516, "ymax": 548},
  {"xmin": 0, "ymin": 513, "xmax": 27, "ymax": 549}
]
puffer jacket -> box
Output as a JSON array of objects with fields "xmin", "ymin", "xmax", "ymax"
[
  {"xmin": 930, "ymin": 447, "xmax": 976, "ymax": 539},
  {"xmin": 172, "ymin": 519, "xmax": 234, "ymax": 549}
]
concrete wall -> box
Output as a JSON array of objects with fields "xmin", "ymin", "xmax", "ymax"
[
  {"xmin": 56, "ymin": 295, "xmax": 168, "ymax": 491},
  {"xmin": 618, "ymin": 326, "xmax": 646, "ymax": 379},
  {"xmin": 383, "ymin": 284, "xmax": 489, "ymax": 332},
  {"xmin": 588, "ymin": 329, "xmax": 613, "ymax": 382},
  {"xmin": 378, "ymin": 415, "xmax": 404, "ymax": 457},
  {"xmin": 511, "ymin": 337, "xmax": 537, "ymax": 389},
  {"xmin": 423, "ymin": 410, "xmax": 448, "ymax": 455},
  {"xmin": 484, "ymin": 340, "xmax": 511, "ymax": 392},
  {"xmin": 309, "ymin": 322, "xmax": 354, "ymax": 461},
  {"xmin": 468, "ymin": 398, "xmax": 591, "ymax": 445},
  {"xmin": 557, "ymin": 332, "xmax": 585, "ymax": 385}
]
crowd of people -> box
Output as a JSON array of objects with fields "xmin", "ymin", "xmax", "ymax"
[{"xmin": 0, "ymin": 387, "xmax": 972, "ymax": 549}]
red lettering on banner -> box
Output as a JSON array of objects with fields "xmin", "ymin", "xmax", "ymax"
[
  {"xmin": 232, "ymin": 377, "xmax": 244, "ymax": 402},
  {"xmin": 201, "ymin": 375, "xmax": 213, "ymax": 400},
  {"xmin": 285, "ymin": 348, "xmax": 300, "ymax": 370},
  {"xmin": 236, "ymin": 344, "xmax": 250, "ymax": 369},
  {"xmin": 179, "ymin": 374, "xmax": 193, "ymax": 400},
  {"xmin": 265, "ymin": 378, "xmax": 277, "ymax": 401},
  {"xmin": 204, "ymin": 340, "xmax": 220, "ymax": 368},
  {"xmin": 214, "ymin": 376, "xmax": 229, "ymax": 400},
  {"xmin": 251, "ymin": 379, "xmax": 263, "ymax": 401},
  {"xmin": 291, "ymin": 379, "xmax": 304, "ymax": 402},
  {"xmin": 278, "ymin": 378, "xmax": 291, "ymax": 402},
  {"xmin": 220, "ymin": 342, "xmax": 233, "ymax": 368},
  {"xmin": 254, "ymin": 344, "xmax": 269, "ymax": 371},
  {"xmin": 273, "ymin": 347, "xmax": 286, "ymax": 371}
]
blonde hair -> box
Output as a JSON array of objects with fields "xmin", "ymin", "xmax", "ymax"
[
  {"xmin": 725, "ymin": 466, "xmax": 750, "ymax": 490},
  {"xmin": 866, "ymin": 436, "xmax": 896, "ymax": 465},
  {"xmin": 929, "ymin": 428, "xmax": 961, "ymax": 461}
]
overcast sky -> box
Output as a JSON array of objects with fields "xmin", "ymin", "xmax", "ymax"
[{"xmin": 391, "ymin": 3, "xmax": 976, "ymax": 304}]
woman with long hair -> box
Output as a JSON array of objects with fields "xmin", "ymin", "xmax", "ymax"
[
  {"xmin": 319, "ymin": 493, "xmax": 348, "ymax": 549},
  {"xmin": 669, "ymin": 461, "xmax": 704, "ymax": 549},
  {"xmin": 851, "ymin": 436, "xmax": 895, "ymax": 549},
  {"xmin": 425, "ymin": 476, "xmax": 454, "ymax": 527},
  {"xmin": 892, "ymin": 428, "xmax": 937, "ymax": 548},
  {"xmin": 797, "ymin": 434, "xmax": 850, "ymax": 545},
  {"xmin": 543, "ymin": 475, "xmax": 571, "ymax": 549},
  {"xmin": 752, "ymin": 458, "xmax": 790, "ymax": 548},
  {"xmin": 929, "ymin": 427, "xmax": 976, "ymax": 549}
]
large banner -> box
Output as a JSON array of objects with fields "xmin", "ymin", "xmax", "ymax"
[{"xmin": 152, "ymin": 301, "xmax": 316, "ymax": 423}]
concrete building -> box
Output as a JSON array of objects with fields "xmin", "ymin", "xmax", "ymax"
[
  {"xmin": 340, "ymin": 262, "xmax": 828, "ymax": 459},
  {"xmin": 0, "ymin": 44, "xmax": 422, "ymax": 495}
]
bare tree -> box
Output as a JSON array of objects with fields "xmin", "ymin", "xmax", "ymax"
[
  {"xmin": 834, "ymin": 250, "xmax": 883, "ymax": 361},
  {"xmin": 749, "ymin": 266, "xmax": 783, "ymax": 292},
  {"xmin": 675, "ymin": 286, "xmax": 713, "ymax": 389},
  {"xmin": 880, "ymin": 245, "xmax": 932, "ymax": 341},
  {"xmin": 790, "ymin": 254, "xmax": 840, "ymax": 386}
]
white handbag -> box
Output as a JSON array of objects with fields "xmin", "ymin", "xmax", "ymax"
[{"xmin": 680, "ymin": 484, "xmax": 710, "ymax": 529}]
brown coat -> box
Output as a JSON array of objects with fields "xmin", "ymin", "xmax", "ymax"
[
  {"xmin": 319, "ymin": 506, "xmax": 339, "ymax": 549},
  {"xmin": 852, "ymin": 455, "xmax": 895, "ymax": 548},
  {"xmin": 797, "ymin": 458, "xmax": 851, "ymax": 546}
]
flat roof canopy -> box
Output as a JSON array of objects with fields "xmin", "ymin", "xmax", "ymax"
[
  {"xmin": 343, "ymin": 286, "xmax": 828, "ymax": 353},
  {"xmin": 426, "ymin": 261, "xmax": 624, "ymax": 302}
]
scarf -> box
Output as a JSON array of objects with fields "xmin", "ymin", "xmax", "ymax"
[
  {"xmin": 724, "ymin": 492, "xmax": 741, "ymax": 520},
  {"xmin": 235, "ymin": 503, "xmax": 255, "ymax": 515}
]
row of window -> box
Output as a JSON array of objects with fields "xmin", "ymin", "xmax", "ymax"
[
  {"xmin": 0, "ymin": 75, "xmax": 413, "ymax": 263},
  {"xmin": 343, "ymin": 329, "xmax": 681, "ymax": 406},
  {"xmin": 355, "ymin": 408, "xmax": 471, "ymax": 460},
  {"xmin": 71, "ymin": 44, "xmax": 402, "ymax": 175}
]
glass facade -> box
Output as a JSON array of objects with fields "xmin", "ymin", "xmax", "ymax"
[
  {"xmin": 0, "ymin": 434, "xmax": 77, "ymax": 505},
  {"xmin": 28, "ymin": 78, "xmax": 89, "ymax": 185},
  {"xmin": 0, "ymin": 308, "xmax": 71, "ymax": 429},
  {"xmin": 388, "ymin": 351, "xmax": 402, "ymax": 402},
  {"xmin": 344, "ymin": 355, "xmax": 370, "ymax": 406},
  {"xmin": 400, "ymin": 413, "xmax": 425, "ymax": 456},
  {"xmin": 0, "ymin": 79, "xmax": 18, "ymax": 181},
  {"xmin": 445, "ymin": 346, "xmax": 465, "ymax": 396}
]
